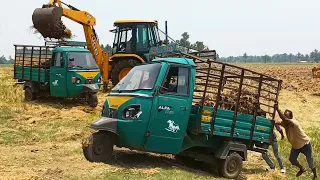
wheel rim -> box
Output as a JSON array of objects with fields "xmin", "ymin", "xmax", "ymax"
[
  {"xmin": 227, "ymin": 159, "xmax": 237, "ymax": 174},
  {"xmin": 118, "ymin": 68, "xmax": 131, "ymax": 81},
  {"xmin": 93, "ymin": 142, "xmax": 104, "ymax": 155}
]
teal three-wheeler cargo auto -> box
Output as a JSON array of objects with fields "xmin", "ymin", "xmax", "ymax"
[
  {"xmin": 82, "ymin": 51, "xmax": 282, "ymax": 179},
  {"xmin": 13, "ymin": 40, "xmax": 101, "ymax": 107}
]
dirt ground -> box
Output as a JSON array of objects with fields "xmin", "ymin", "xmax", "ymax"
[{"xmin": 0, "ymin": 63, "xmax": 319, "ymax": 180}]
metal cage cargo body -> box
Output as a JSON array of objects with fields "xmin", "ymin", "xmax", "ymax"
[
  {"xmin": 83, "ymin": 52, "xmax": 282, "ymax": 179},
  {"xmin": 13, "ymin": 41, "xmax": 101, "ymax": 107}
]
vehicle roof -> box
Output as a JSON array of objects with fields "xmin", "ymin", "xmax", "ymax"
[
  {"xmin": 53, "ymin": 47, "xmax": 90, "ymax": 52},
  {"xmin": 152, "ymin": 57, "xmax": 197, "ymax": 67},
  {"xmin": 114, "ymin": 20, "xmax": 157, "ymax": 24}
]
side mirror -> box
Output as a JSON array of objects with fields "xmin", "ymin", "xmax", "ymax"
[{"xmin": 154, "ymin": 85, "xmax": 168, "ymax": 96}]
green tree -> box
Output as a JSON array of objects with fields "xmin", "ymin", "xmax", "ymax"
[
  {"xmin": 310, "ymin": 49, "xmax": 319, "ymax": 62},
  {"xmin": 289, "ymin": 53, "xmax": 293, "ymax": 63},
  {"xmin": 176, "ymin": 32, "xmax": 191, "ymax": 49},
  {"xmin": 175, "ymin": 32, "xmax": 209, "ymax": 52},
  {"xmin": 264, "ymin": 54, "xmax": 271, "ymax": 63},
  {"xmin": 191, "ymin": 41, "xmax": 209, "ymax": 51},
  {"xmin": 297, "ymin": 52, "xmax": 303, "ymax": 62},
  {"xmin": 0, "ymin": 55, "xmax": 7, "ymax": 64},
  {"xmin": 243, "ymin": 52, "xmax": 248, "ymax": 63},
  {"xmin": 101, "ymin": 44, "xmax": 112, "ymax": 55},
  {"xmin": 8, "ymin": 56, "xmax": 14, "ymax": 64}
]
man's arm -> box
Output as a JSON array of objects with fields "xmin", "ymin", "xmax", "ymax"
[
  {"xmin": 275, "ymin": 124, "xmax": 285, "ymax": 140},
  {"xmin": 276, "ymin": 108, "xmax": 289, "ymax": 121},
  {"xmin": 274, "ymin": 103, "xmax": 290, "ymax": 122}
]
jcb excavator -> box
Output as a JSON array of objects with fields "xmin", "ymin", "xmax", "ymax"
[
  {"xmin": 32, "ymin": 0, "xmax": 217, "ymax": 92},
  {"xmin": 31, "ymin": 0, "xmax": 170, "ymax": 92}
]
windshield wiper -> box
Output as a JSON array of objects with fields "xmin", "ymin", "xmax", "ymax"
[{"xmin": 115, "ymin": 88, "xmax": 151, "ymax": 92}]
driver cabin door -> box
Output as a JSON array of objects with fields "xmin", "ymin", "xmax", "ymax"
[
  {"xmin": 144, "ymin": 65, "xmax": 192, "ymax": 154},
  {"xmin": 50, "ymin": 52, "xmax": 67, "ymax": 97}
]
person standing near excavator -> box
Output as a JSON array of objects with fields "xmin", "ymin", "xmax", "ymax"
[{"xmin": 274, "ymin": 103, "xmax": 317, "ymax": 179}]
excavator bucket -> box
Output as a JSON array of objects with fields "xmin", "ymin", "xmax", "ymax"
[{"xmin": 32, "ymin": 6, "xmax": 71, "ymax": 39}]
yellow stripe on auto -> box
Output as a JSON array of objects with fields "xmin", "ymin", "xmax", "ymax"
[
  {"xmin": 107, "ymin": 96, "xmax": 133, "ymax": 109},
  {"xmin": 77, "ymin": 71, "xmax": 99, "ymax": 79}
]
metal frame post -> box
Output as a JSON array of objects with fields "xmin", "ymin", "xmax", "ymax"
[{"xmin": 230, "ymin": 69, "xmax": 245, "ymax": 138}]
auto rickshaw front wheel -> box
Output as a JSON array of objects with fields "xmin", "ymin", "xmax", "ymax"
[
  {"xmin": 86, "ymin": 93, "xmax": 98, "ymax": 107},
  {"xmin": 82, "ymin": 131, "xmax": 114, "ymax": 162}
]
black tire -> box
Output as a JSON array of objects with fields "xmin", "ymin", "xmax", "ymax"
[
  {"xmin": 25, "ymin": 87, "xmax": 36, "ymax": 101},
  {"xmin": 82, "ymin": 131, "xmax": 114, "ymax": 162},
  {"xmin": 217, "ymin": 152, "xmax": 243, "ymax": 179},
  {"xmin": 110, "ymin": 59, "xmax": 141, "ymax": 86},
  {"xmin": 88, "ymin": 94, "xmax": 98, "ymax": 107}
]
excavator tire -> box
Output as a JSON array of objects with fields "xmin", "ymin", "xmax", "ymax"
[
  {"xmin": 32, "ymin": 6, "xmax": 69, "ymax": 39},
  {"xmin": 110, "ymin": 59, "xmax": 141, "ymax": 86}
]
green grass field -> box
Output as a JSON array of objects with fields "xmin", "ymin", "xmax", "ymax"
[{"xmin": 0, "ymin": 64, "xmax": 319, "ymax": 180}]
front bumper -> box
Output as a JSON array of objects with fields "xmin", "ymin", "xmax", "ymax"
[
  {"xmin": 82, "ymin": 84, "xmax": 100, "ymax": 93},
  {"xmin": 90, "ymin": 117, "xmax": 118, "ymax": 134}
]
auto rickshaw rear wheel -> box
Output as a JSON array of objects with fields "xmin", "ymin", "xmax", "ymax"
[
  {"xmin": 217, "ymin": 152, "xmax": 243, "ymax": 179},
  {"xmin": 25, "ymin": 87, "xmax": 36, "ymax": 101},
  {"xmin": 82, "ymin": 131, "xmax": 114, "ymax": 162}
]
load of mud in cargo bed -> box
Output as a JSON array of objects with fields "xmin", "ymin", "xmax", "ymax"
[{"xmin": 172, "ymin": 52, "xmax": 282, "ymax": 150}]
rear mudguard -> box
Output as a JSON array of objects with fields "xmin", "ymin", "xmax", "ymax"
[
  {"xmin": 82, "ymin": 84, "xmax": 100, "ymax": 93},
  {"xmin": 24, "ymin": 81, "xmax": 39, "ymax": 92},
  {"xmin": 214, "ymin": 141, "xmax": 247, "ymax": 161}
]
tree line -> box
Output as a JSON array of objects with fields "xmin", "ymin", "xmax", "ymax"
[
  {"xmin": 1, "ymin": 32, "xmax": 319, "ymax": 64},
  {"xmin": 0, "ymin": 56, "xmax": 14, "ymax": 64},
  {"xmin": 219, "ymin": 50, "xmax": 320, "ymax": 63}
]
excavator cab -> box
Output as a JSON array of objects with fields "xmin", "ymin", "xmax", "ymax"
[
  {"xmin": 108, "ymin": 20, "xmax": 164, "ymax": 85},
  {"xmin": 111, "ymin": 20, "xmax": 162, "ymax": 56}
]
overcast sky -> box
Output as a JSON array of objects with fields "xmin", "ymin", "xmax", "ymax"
[{"xmin": 1, "ymin": 0, "xmax": 319, "ymax": 58}]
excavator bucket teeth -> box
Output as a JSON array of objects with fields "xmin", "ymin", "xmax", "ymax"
[{"xmin": 32, "ymin": 6, "xmax": 70, "ymax": 39}]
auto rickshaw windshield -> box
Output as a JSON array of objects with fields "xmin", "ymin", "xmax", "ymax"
[
  {"xmin": 67, "ymin": 52, "xmax": 99, "ymax": 69},
  {"xmin": 112, "ymin": 63, "xmax": 162, "ymax": 92}
]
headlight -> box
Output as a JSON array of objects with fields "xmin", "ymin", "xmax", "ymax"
[
  {"xmin": 122, "ymin": 105, "xmax": 142, "ymax": 120},
  {"xmin": 72, "ymin": 77, "xmax": 82, "ymax": 84},
  {"xmin": 97, "ymin": 76, "xmax": 102, "ymax": 83}
]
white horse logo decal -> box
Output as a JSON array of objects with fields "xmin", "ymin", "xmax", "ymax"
[
  {"xmin": 52, "ymin": 80, "xmax": 59, "ymax": 86},
  {"xmin": 165, "ymin": 120, "xmax": 180, "ymax": 133}
]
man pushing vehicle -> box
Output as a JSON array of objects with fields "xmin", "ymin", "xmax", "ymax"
[{"xmin": 274, "ymin": 103, "xmax": 317, "ymax": 179}]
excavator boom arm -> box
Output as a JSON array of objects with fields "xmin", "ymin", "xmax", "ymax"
[{"xmin": 36, "ymin": 0, "xmax": 108, "ymax": 84}]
